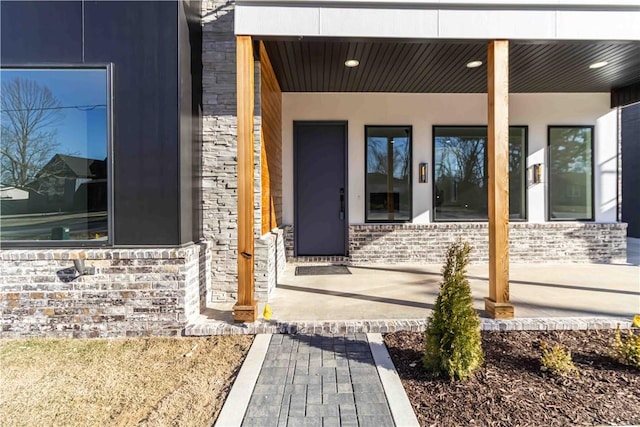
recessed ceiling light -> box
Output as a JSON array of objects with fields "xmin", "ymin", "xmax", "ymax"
[
  {"xmin": 466, "ymin": 60, "xmax": 483, "ymax": 68},
  {"xmin": 344, "ymin": 59, "xmax": 360, "ymax": 68},
  {"xmin": 589, "ymin": 61, "xmax": 609, "ymax": 69}
]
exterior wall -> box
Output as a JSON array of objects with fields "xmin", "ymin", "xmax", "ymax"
[
  {"xmin": 0, "ymin": 244, "xmax": 206, "ymax": 338},
  {"xmin": 201, "ymin": 0, "xmax": 265, "ymax": 302},
  {"xmin": 622, "ymin": 102, "xmax": 640, "ymax": 238},
  {"xmin": 282, "ymin": 92, "xmax": 618, "ymax": 225},
  {"xmin": 283, "ymin": 223, "xmax": 627, "ymax": 264},
  {"xmin": 253, "ymin": 228, "xmax": 287, "ymax": 301},
  {"xmin": 1, "ymin": 0, "xmax": 201, "ymax": 246},
  {"xmin": 0, "ymin": 1, "xmax": 210, "ymax": 337}
]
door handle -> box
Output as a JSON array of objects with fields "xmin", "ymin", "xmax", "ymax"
[{"xmin": 339, "ymin": 188, "xmax": 345, "ymax": 220}]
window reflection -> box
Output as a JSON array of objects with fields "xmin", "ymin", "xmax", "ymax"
[
  {"xmin": 366, "ymin": 126, "xmax": 412, "ymax": 222},
  {"xmin": 0, "ymin": 68, "xmax": 109, "ymax": 241},
  {"xmin": 549, "ymin": 126, "xmax": 593, "ymax": 220},
  {"xmin": 434, "ymin": 126, "xmax": 527, "ymax": 221}
]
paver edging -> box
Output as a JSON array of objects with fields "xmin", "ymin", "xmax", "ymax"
[
  {"xmin": 215, "ymin": 334, "xmax": 271, "ymax": 427},
  {"xmin": 368, "ymin": 333, "xmax": 420, "ymax": 427},
  {"xmin": 185, "ymin": 317, "xmax": 635, "ymax": 336}
]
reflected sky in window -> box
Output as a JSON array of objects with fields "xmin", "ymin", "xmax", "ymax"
[
  {"xmin": 1, "ymin": 68, "xmax": 107, "ymax": 160},
  {"xmin": 1, "ymin": 68, "xmax": 109, "ymax": 241}
]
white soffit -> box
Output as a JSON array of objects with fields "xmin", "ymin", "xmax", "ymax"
[{"xmin": 235, "ymin": 1, "xmax": 640, "ymax": 40}]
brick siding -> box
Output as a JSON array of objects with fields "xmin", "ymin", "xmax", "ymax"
[
  {"xmin": 283, "ymin": 222, "xmax": 627, "ymax": 264},
  {"xmin": 0, "ymin": 244, "xmax": 206, "ymax": 338}
]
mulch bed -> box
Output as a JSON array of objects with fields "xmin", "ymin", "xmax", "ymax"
[{"xmin": 384, "ymin": 330, "xmax": 640, "ymax": 427}]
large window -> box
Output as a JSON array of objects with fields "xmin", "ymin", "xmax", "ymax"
[
  {"xmin": 433, "ymin": 126, "xmax": 527, "ymax": 221},
  {"xmin": 548, "ymin": 126, "xmax": 593, "ymax": 220},
  {"xmin": 1, "ymin": 67, "xmax": 110, "ymax": 242},
  {"xmin": 365, "ymin": 126, "xmax": 412, "ymax": 222}
]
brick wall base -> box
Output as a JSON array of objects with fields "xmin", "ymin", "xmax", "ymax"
[
  {"xmin": 283, "ymin": 222, "xmax": 628, "ymax": 264},
  {"xmin": 0, "ymin": 243, "xmax": 208, "ymax": 338}
]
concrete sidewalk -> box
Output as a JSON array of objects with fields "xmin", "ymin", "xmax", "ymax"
[{"xmin": 216, "ymin": 333, "xmax": 418, "ymax": 427}]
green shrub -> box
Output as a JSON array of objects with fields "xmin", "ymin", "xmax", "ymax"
[
  {"xmin": 613, "ymin": 326, "xmax": 640, "ymax": 369},
  {"xmin": 423, "ymin": 241, "xmax": 483, "ymax": 381},
  {"xmin": 539, "ymin": 340, "xmax": 579, "ymax": 377}
]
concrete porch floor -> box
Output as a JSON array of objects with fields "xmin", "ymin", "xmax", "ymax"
[{"xmin": 208, "ymin": 238, "xmax": 639, "ymax": 323}]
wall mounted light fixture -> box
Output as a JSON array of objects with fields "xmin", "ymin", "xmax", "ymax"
[
  {"xmin": 527, "ymin": 163, "xmax": 543, "ymax": 185},
  {"xmin": 73, "ymin": 258, "xmax": 95, "ymax": 276},
  {"xmin": 419, "ymin": 163, "xmax": 428, "ymax": 183}
]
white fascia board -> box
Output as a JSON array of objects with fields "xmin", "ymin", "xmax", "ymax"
[
  {"xmin": 236, "ymin": 1, "xmax": 640, "ymax": 39},
  {"xmin": 438, "ymin": 10, "xmax": 557, "ymax": 39},
  {"xmin": 320, "ymin": 8, "xmax": 439, "ymax": 38},
  {"xmin": 556, "ymin": 11, "xmax": 640, "ymax": 40},
  {"xmin": 235, "ymin": 5, "xmax": 320, "ymax": 36},
  {"xmin": 236, "ymin": 0, "xmax": 640, "ymax": 9}
]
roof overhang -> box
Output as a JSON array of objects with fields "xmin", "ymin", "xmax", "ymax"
[{"xmin": 236, "ymin": 1, "xmax": 640, "ymax": 104}]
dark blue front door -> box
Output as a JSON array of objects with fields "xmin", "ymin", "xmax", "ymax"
[{"xmin": 294, "ymin": 122, "xmax": 347, "ymax": 256}]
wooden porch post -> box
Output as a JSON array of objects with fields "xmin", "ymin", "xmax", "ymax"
[
  {"xmin": 484, "ymin": 40, "xmax": 514, "ymax": 319},
  {"xmin": 234, "ymin": 35, "xmax": 258, "ymax": 322}
]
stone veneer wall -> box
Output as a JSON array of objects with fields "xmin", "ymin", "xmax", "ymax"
[
  {"xmin": 253, "ymin": 228, "xmax": 287, "ymax": 302},
  {"xmin": 202, "ymin": 0, "xmax": 264, "ymax": 302},
  {"xmin": 0, "ymin": 243, "xmax": 207, "ymax": 338},
  {"xmin": 283, "ymin": 223, "xmax": 627, "ymax": 264}
]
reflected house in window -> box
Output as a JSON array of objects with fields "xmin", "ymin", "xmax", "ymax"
[
  {"xmin": 28, "ymin": 154, "xmax": 107, "ymax": 214},
  {"xmin": 0, "ymin": 185, "xmax": 30, "ymax": 216},
  {"xmin": 0, "ymin": 185, "xmax": 28, "ymax": 200}
]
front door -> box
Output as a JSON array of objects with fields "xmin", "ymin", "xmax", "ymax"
[{"xmin": 294, "ymin": 122, "xmax": 347, "ymax": 256}]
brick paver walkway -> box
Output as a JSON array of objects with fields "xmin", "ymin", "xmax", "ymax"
[{"xmin": 242, "ymin": 334, "xmax": 394, "ymax": 427}]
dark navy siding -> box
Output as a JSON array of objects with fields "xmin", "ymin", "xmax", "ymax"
[
  {"xmin": 622, "ymin": 103, "xmax": 640, "ymax": 238},
  {"xmin": 1, "ymin": 0, "xmax": 201, "ymax": 246}
]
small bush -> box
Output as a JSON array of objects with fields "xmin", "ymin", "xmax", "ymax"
[
  {"xmin": 539, "ymin": 340, "xmax": 579, "ymax": 377},
  {"xmin": 613, "ymin": 326, "xmax": 640, "ymax": 369},
  {"xmin": 423, "ymin": 241, "xmax": 483, "ymax": 381}
]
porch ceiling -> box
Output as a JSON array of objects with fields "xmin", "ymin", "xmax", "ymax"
[{"xmin": 262, "ymin": 39, "xmax": 640, "ymax": 93}]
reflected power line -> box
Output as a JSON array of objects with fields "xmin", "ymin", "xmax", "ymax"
[{"xmin": 0, "ymin": 104, "xmax": 107, "ymax": 112}]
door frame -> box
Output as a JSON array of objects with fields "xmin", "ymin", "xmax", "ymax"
[{"xmin": 293, "ymin": 120, "xmax": 349, "ymax": 257}]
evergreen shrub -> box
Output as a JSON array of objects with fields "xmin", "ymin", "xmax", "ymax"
[{"xmin": 423, "ymin": 241, "xmax": 483, "ymax": 381}]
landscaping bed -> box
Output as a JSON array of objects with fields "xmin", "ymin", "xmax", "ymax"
[
  {"xmin": 0, "ymin": 335, "xmax": 253, "ymax": 426},
  {"xmin": 385, "ymin": 329, "xmax": 640, "ymax": 427}
]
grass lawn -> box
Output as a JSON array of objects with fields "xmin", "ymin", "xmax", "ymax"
[{"xmin": 0, "ymin": 335, "xmax": 253, "ymax": 426}]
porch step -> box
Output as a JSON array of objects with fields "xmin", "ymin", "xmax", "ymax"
[{"xmin": 184, "ymin": 316, "xmax": 634, "ymax": 336}]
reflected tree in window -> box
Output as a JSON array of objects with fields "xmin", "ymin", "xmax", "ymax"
[
  {"xmin": 435, "ymin": 135, "xmax": 487, "ymax": 216},
  {"xmin": 434, "ymin": 126, "xmax": 527, "ymax": 221},
  {"xmin": 1, "ymin": 77, "xmax": 63, "ymax": 190},
  {"xmin": 1, "ymin": 68, "xmax": 109, "ymax": 241},
  {"xmin": 549, "ymin": 126, "xmax": 593, "ymax": 220},
  {"xmin": 365, "ymin": 126, "xmax": 411, "ymax": 222}
]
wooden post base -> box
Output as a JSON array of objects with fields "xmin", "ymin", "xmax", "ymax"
[
  {"xmin": 484, "ymin": 298, "xmax": 515, "ymax": 319},
  {"xmin": 233, "ymin": 302, "xmax": 258, "ymax": 323}
]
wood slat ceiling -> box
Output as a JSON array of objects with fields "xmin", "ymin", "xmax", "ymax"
[{"xmin": 262, "ymin": 40, "xmax": 640, "ymax": 93}]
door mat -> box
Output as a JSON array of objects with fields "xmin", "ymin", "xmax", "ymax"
[{"xmin": 295, "ymin": 265, "xmax": 351, "ymax": 276}]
